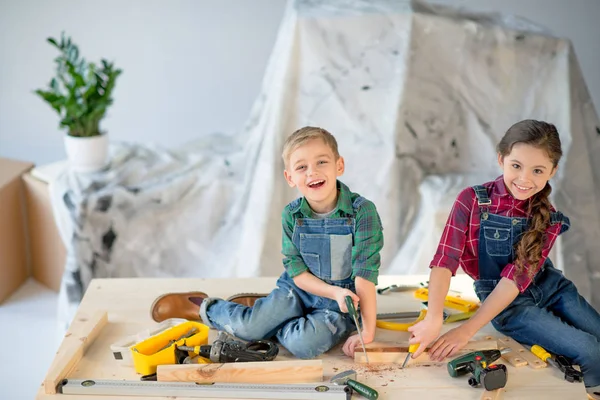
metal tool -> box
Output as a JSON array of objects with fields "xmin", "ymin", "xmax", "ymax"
[
  {"xmin": 154, "ymin": 327, "xmax": 198, "ymax": 353},
  {"xmin": 345, "ymin": 295, "xmax": 369, "ymax": 363},
  {"xmin": 377, "ymin": 283, "xmax": 425, "ymax": 295},
  {"xmin": 177, "ymin": 331, "xmax": 279, "ymax": 363},
  {"xmin": 330, "ymin": 370, "xmax": 378, "ymax": 400},
  {"xmin": 531, "ymin": 345, "xmax": 583, "ymax": 383},
  {"xmin": 375, "ymin": 311, "xmax": 422, "ymax": 320},
  {"xmin": 447, "ymin": 349, "xmax": 507, "ymax": 391},
  {"xmin": 401, "ymin": 342, "xmax": 419, "ymax": 369},
  {"xmin": 57, "ymin": 379, "xmax": 352, "ymax": 399}
]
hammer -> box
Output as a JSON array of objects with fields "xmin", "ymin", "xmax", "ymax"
[{"xmin": 330, "ymin": 369, "xmax": 379, "ymax": 399}]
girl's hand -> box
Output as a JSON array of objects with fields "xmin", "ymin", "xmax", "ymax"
[
  {"xmin": 428, "ymin": 326, "xmax": 474, "ymax": 361},
  {"xmin": 342, "ymin": 330, "xmax": 374, "ymax": 358},
  {"xmin": 335, "ymin": 288, "xmax": 360, "ymax": 313},
  {"xmin": 407, "ymin": 316, "xmax": 444, "ymax": 358}
]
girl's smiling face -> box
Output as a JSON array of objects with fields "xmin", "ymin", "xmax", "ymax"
[{"xmin": 498, "ymin": 142, "xmax": 557, "ymax": 200}]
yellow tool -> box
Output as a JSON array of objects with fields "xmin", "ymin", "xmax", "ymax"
[
  {"xmin": 401, "ymin": 342, "xmax": 420, "ymax": 369},
  {"xmin": 376, "ymin": 309, "xmax": 427, "ymax": 331},
  {"xmin": 414, "ymin": 288, "xmax": 480, "ymax": 313},
  {"xmin": 531, "ymin": 345, "xmax": 583, "ymax": 382},
  {"xmin": 130, "ymin": 321, "xmax": 210, "ymax": 375}
]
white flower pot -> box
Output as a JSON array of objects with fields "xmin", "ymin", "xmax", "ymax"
[{"xmin": 64, "ymin": 134, "xmax": 109, "ymax": 173}]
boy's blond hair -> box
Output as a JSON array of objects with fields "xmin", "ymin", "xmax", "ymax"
[{"xmin": 282, "ymin": 126, "xmax": 340, "ymax": 167}]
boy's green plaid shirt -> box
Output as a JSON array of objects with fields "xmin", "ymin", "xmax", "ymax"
[{"xmin": 281, "ymin": 180, "xmax": 383, "ymax": 285}]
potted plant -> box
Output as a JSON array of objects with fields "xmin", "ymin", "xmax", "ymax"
[{"xmin": 35, "ymin": 32, "xmax": 122, "ymax": 172}]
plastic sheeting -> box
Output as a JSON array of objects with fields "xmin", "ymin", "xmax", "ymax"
[{"xmin": 51, "ymin": 0, "xmax": 600, "ymax": 328}]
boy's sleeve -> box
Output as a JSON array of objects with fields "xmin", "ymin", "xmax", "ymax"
[
  {"xmin": 281, "ymin": 209, "xmax": 308, "ymax": 277},
  {"xmin": 352, "ymin": 200, "xmax": 384, "ymax": 285}
]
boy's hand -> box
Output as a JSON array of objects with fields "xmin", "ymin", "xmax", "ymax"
[
  {"xmin": 335, "ymin": 288, "xmax": 359, "ymax": 313},
  {"xmin": 342, "ymin": 331, "xmax": 374, "ymax": 358},
  {"xmin": 427, "ymin": 326, "xmax": 473, "ymax": 361},
  {"xmin": 406, "ymin": 316, "xmax": 443, "ymax": 358}
]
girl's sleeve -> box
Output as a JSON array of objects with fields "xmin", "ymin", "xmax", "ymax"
[{"xmin": 429, "ymin": 187, "xmax": 474, "ymax": 274}]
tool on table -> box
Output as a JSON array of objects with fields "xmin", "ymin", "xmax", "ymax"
[
  {"xmin": 531, "ymin": 345, "xmax": 583, "ymax": 383},
  {"xmin": 58, "ymin": 379, "xmax": 351, "ymax": 399},
  {"xmin": 156, "ymin": 327, "xmax": 198, "ymax": 353},
  {"xmin": 376, "ymin": 305, "xmax": 474, "ymax": 331},
  {"xmin": 345, "ymin": 295, "xmax": 369, "ymax": 363},
  {"xmin": 401, "ymin": 342, "xmax": 420, "ymax": 369},
  {"xmin": 330, "ymin": 370, "xmax": 379, "ymax": 400},
  {"xmin": 447, "ymin": 349, "xmax": 507, "ymax": 391},
  {"xmin": 111, "ymin": 318, "xmax": 187, "ymax": 366},
  {"xmin": 177, "ymin": 331, "xmax": 279, "ymax": 363},
  {"xmin": 377, "ymin": 282, "xmax": 426, "ymax": 295},
  {"xmin": 414, "ymin": 288, "xmax": 480, "ymax": 313},
  {"xmin": 130, "ymin": 321, "xmax": 210, "ymax": 376}
]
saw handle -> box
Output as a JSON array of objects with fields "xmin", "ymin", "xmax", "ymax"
[{"xmin": 346, "ymin": 379, "xmax": 379, "ymax": 399}]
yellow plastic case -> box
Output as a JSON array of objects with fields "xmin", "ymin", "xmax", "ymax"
[{"xmin": 130, "ymin": 321, "xmax": 210, "ymax": 375}]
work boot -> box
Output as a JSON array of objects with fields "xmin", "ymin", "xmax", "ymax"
[
  {"xmin": 150, "ymin": 291, "xmax": 208, "ymax": 322},
  {"xmin": 226, "ymin": 293, "xmax": 268, "ymax": 307}
]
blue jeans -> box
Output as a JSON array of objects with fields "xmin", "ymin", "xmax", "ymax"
[
  {"xmin": 474, "ymin": 265, "xmax": 600, "ymax": 387},
  {"xmin": 200, "ymin": 274, "xmax": 356, "ymax": 359}
]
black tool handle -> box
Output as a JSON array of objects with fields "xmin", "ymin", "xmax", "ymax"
[{"xmin": 346, "ymin": 379, "xmax": 378, "ymax": 399}]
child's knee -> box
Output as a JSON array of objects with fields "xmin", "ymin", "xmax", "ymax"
[{"xmin": 229, "ymin": 324, "xmax": 270, "ymax": 341}]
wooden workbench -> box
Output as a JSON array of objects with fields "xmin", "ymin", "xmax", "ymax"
[{"xmin": 36, "ymin": 275, "xmax": 587, "ymax": 399}]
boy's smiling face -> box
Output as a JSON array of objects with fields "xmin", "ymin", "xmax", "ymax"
[{"xmin": 284, "ymin": 138, "xmax": 344, "ymax": 213}]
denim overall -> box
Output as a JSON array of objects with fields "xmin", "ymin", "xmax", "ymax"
[
  {"xmin": 471, "ymin": 185, "xmax": 600, "ymax": 387},
  {"xmin": 201, "ymin": 197, "xmax": 367, "ymax": 359}
]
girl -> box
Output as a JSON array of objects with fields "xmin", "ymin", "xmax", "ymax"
[{"xmin": 408, "ymin": 120, "xmax": 600, "ymax": 399}]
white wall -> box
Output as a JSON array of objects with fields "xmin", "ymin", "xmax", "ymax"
[
  {"xmin": 1, "ymin": 0, "xmax": 598, "ymax": 166},
  {"xmin": 0, "ymin": 0, "xmax": 287, "ymax": 165}
]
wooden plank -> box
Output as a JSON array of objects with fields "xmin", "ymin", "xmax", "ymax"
[
  {"xmin": 481, "ymin": 388, "xmax": 504, "ymax": 400},
  {"xmin": 363, "ymin": 339, "xmax": 498, "ymax": 353},
  {"xmin": 356, "ymin": 340, "xmax": 498, "ymax": 364},
  {"xmin": 498, "ymin": 337, "xmax": 546, "ymax": 369},
  {"xmin": 43, "ymin": 310, "xmax": 108, "ymax": 394},
  {"xmin": 157, "ymin": 360, "xmax": 323, "ymax": 384}
]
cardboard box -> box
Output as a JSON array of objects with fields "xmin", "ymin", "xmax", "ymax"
[
  {"xmin": 0, "ymin": 158, "xmax": 34, "ymax": 303},
  {"xmin": 23, "ymin": 172, "xmax": 66, "ymax": 292}
]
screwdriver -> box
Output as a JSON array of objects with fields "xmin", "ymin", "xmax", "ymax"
[
  {"xmin": 345, "ymin": 295, "xmax": 369, "ymax": 364},
  {"xmin": 401, "ymin": 342, "xmax": 419, "ymax": 369}
]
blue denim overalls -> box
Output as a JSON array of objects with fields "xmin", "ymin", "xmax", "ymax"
[
  {"xmin": 471, "ymin": 185, "xmax": 600, "ymax": 388},
  {"xmin": 200, "ymin": 197, "xmax": 367, "ymax": 359}
]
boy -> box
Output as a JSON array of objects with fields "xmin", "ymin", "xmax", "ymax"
[{"xmin": 151, "ymin": 126, "xmax": 383, "ymax": 359}]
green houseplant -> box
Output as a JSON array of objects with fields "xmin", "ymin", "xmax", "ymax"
[{"xmin": 35, "ymin": 32, "xmax": 122, "ymax": 172}]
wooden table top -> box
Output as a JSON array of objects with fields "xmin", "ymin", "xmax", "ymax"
[{"xmin": 36, "ymin": 274, "xmax": 587, "ymax": 399}]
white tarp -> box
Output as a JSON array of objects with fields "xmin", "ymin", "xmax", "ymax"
[{"xmin": 51, "ymin": 0, "xmax": 600, "ymax": 328}]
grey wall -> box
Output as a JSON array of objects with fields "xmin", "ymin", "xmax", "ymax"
[{"xmin": 1, "ymin": 0, "xmax": 598, "ymax": 166}]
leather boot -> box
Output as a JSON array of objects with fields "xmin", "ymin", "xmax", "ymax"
[{"xmin": 150, "ymin": 291, "xmax": 208, "ymax": 322}]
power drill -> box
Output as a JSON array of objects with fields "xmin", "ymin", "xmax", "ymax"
[
  {"xmin": 447, "ymin": 349, "xmax": 508, "ymax": 391},
  {"xmin": 177, "ymin": 331, "xmax": 279, "ymax": 363}
]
